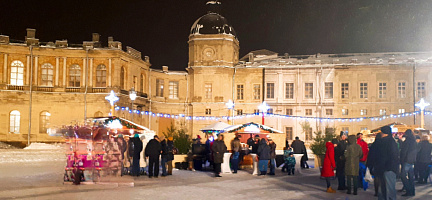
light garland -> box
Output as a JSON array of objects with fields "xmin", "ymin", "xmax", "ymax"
[{"xmin": 114, "ymin": 106, "xmax": 428, "ymax": 123}]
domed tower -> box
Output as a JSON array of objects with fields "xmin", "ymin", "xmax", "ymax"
[{"xmin": 188, "ymin": 1, "xmax": 239, "ymax": 67}]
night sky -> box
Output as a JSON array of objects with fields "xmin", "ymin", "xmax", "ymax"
[{"xmin": 1, "ymin": 0, "xmax": 431, "ymax": 71}]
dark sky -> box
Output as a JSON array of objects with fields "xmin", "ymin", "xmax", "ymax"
[{"xmin": 1, "ymin": 0, "xmax": 432, "ymax": 71}]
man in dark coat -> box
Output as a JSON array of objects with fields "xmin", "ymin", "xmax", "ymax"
[
  {"xmin": 212, "ymin": 134, "xmax": 227, "ymax": 177},
  {"xmin": 367, "ymin": 133, "xmax": 383, "ymax": 196},
  {"xmin": 251, "ymin": 135, "xmax": 260, "ymax": 154},
  {"xmin": 416, "ymin": 135, "xmax": 431, "ymax": 184},
  {"xmin": 291, "ymin": 136, "xmax": 308, "ymax": 168},
  {"xmin": 375, "ymin": 126, "xmax": 399, "ymax": 200},
  {"xmin": 145, "ymin": 135, "xmax": 162, "ymax": 178},
  {"xmin": 335, "ymin": 132, "xmax": 348, "ymax": 190},
  {"xmin": 399, "ymin": 129, "xmax": 417, "ymax": 196},
  {"xmin": 257, "ymin": 139, "xmax": 271, "ymax": 175},
  {"xmin": 268, "ymin": 139, "xmax": 277, "ymax": 175},
  {"xmin": 130, "ymin": 134, "xmax": 143, "ymax": 176},
  {"xmin": 160, "ymin": 137, "xmax": 168, "ymax": 176}
]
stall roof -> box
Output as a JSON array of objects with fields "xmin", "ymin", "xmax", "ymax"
[
  {"xmin": 92, "ymin": 116, "xmax": 154, "ymax": 133},
  {"xmin": 223, "ymin": 122, "xmax": 283, "ymax": 134},
  {"xmin": 200, "ymin": 121, "xmax": 231, "ymax": 132}
]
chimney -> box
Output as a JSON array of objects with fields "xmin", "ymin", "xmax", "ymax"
[
  {"xmin": 0, "ymin": 35, "xmax": 10, "ymax": 44},
  {"xmin": 108, "ymin": 37, "xmax": 113, "ymax": 43},
  {"xmin": 144, "ymin": 56, "xmax": 150, "ymax": 63},
  {"xmin": 26, "ymin": 28, "xmax": 36, "ymax": 39},
  {"xmin": 162, "ymin": 66, "xmax": 168, "ymax": 72},
  {"xmin": 92, "ymin": 33, "xmax": 101, "ymax": 48},
  {"xmin": 55, "ymin": 40, "xmax": 68, "ymax": 48},
  {"xmin": 248, "ymin": 53, "xmax": 254, "ymax": 62},
  {"xmin": 25, "ymin": 28, "xmax": 39, "ymax": 46},
  {"xmin": 284, "ymin": 53, "xmax": 289, "ymax": 59}
]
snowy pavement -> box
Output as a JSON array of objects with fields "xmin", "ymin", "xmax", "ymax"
[{"xmin": 0, "ymin": 149, "xmax": 431, "ymax": 200}]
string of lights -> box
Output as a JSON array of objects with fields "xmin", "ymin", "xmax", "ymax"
[{"xmin": 114, "ymin": 106, "xmax": 430, "ymax": 122}]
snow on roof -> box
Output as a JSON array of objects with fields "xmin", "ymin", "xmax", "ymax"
[
  {"xmin": 200, "ymin": 121, "xmax": 231, "ymax": 131},
  {"xmin": 223, "ymin": 122, "xmax": 283, "ymax": 134}
]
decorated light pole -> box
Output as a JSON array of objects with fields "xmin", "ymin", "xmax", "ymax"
[
  {"xmin": 226, "ymin": 99, "xmax": 235, "ymax": 125},
  {"xmin": 105, "ymin": 90, "xmax": 119, "ymax": 116},
  {"xmin": 129, "ymin": 87, "xmax": 137, "ymax": 122},
  {"xmin": 258, "ymin": 101, "xmax": 270, "ymax": 125},
  {"xmin": 415, "ymin": 98, "xmax": 430, "ymax": 129}
]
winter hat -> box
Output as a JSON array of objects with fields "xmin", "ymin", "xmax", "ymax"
[
  {"xmin": 255, "ymin": 135, "xmax": 260, "ymax": 138},
  {"xmin": 168, "ymin": 136, "xmax": 174, "ymax": 141},
  {"xmin": 118, "ymin": 134, "xmax": 123, "ymax": 138},
  {"xmin": 134, "ymin": 134, "xmax": 139, "ymax": 138},
  {"xmin": 331, "ymin": 138, "xmax": 339, "ymax": 145},
  {"xmin": 415, "ymin": 135, "xmax": 421, "ymax": 140},
  {"xmin": 380, "ymin": 126, "xmax": 392, "ymax": 135},
  {"xmin": 197, "ymin": 135, "xmax": 201, "ymax": 140}
]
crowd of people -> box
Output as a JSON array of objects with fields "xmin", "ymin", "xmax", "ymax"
[
  {"xmin": 320, "ymin": 126, "xmax": 432, "ymax": 199},
  {"xmin": 117, "ymin": 134, "xmax": 176, "ymax": 178}
]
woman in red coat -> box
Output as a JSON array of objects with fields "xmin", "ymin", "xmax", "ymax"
[{"xmin": 321, "ymin": 140, "xmax": 337, "ymax": 193}]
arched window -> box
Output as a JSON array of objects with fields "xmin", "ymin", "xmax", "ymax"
[
  {"xmin": 9, "ymin": 110, "xmax": 20, "ymax": 133},
  {"xmin": 140, "ymin": 74, "xmax": 144, "ymax": 92},
  {"xmin": 41, "ymin": 63, "xmax": 54, "ymax": 87},
  {"xmin": 69, "ymin": 64, "xmax": 81, "ymax": 87},
  {"xmin": 95, "ymin": 64, "xmax": 106, "ymax": 87},
  {"xmin": 120, "ymin": 67, "xmax": 125, "ymax": 89},
  {"xmin": 10, "ymin": 61, "xmax": 24, "ymax": 86},
  {"xmin": 39, "ymin": 111, "xmax": 50, "ymax": 133},
  {"xmin": 94, "ymin": 111, "xmax": 103, "ymax": 117}
]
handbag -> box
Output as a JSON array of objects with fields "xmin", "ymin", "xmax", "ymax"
[{"xmin": 365, "ymin": 167, "xmax": 373, "ymax": 182}]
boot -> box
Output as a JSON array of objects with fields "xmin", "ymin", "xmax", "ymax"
[{"xmin": 326, "ymin": 187, "xmax": 336, "ymax": 193}]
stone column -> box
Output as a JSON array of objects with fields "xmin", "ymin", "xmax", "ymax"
[
  {"xmin": 26, "ymin": 56, "xmax": 30, "ymax": 85},
  {"xmin": 108, "ymin": 58, "xmax": 112, "ymax": 87},
  {"xmin": 63, "ymin": 57, "xmax": 67, "ymax": 87},
  {"xmin": 34, "ymin": 56, "xmax": 38, "ymax": 85},
  {"xmin": 3, "ymin": 54, "xmax": 7, "ymax": 83},
  {"xmin": 82, "ymin": 58, "xmax": 86, "ymax": 87},
  {"xmin": 55, "ymin": 57, "xmax": 59, "ymax": 86},
  {"xmin": 89, "ymin": 58, "xmax": 93, "ymax": 87}
]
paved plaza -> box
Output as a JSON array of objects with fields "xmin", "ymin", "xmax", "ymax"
[{"xmin": 0, "ymin": 149, "xmax": 431, "ymax": 200}]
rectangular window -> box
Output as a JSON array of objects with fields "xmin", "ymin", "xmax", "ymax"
[
  {"xmin": 305, "ymin": 109, "xmax": 312, "ymax": 116},
  {"xmin": 378, "ymin": 82, "xmax": 387, "ymax": 98},
  {"xmin": 286, "ymin": 108, "xmax": 293, "ymax": 116},
  {"xmin": 380, "ymin": 109, "xmax": 386, "ymax": 116},
  {"xmin": 285, "ymin": 83, "xmax": 294, "ymax": 99},
  {"xmin": 360, "ymin": 109, "xmax": 367, "ymax": 116},
  {"xmin": 326, "ymin": 109, "xmax": 333, "ymax": 116},
  {"xmin": 267, "ymin": 108, "xmax": 273, "ymax": 114},
  {"xmin": 360, "ymin": 127, "xmax": 368, "ymax": 131},
  {"xmin": 205, "ymin": 108, "xmax": 211, "ymax": 115},
  {"xmin": 397, "ymin": 82, "xmax": 406, "ymax": 98},
  {"xmin": 266, "ymin": 83, "xmax": 275, "ymax": 99},
  {"xmin": 342, "ymin": 109, "xmax": 349, "ymax": 116},
  {"xmin": 398, "ymin": 108, "xmax": 405, "ymax": 114},
  {"xmin": 341, "ymin": 83, "xmax": 349, "ymax": 99},
  {"xmin": 156, "ymin": 79, "xmax": 164, "ymax": 97},
  {"xmin": 253, "ymin": 84, "xmax": 261, "ymax": 100},
  {"xmin": 417, "ymin": 82, "xmax": 426, "ymax": 98},
  {"xmin": 305, "ymin": 127, "xmax": 313, "ymax": 141},
  {"xmin": 325, "ymin": 82, "xmax": 333, "ymax": 99},
  {"xmin": 286, "ymin": 127, "xmax": 293, "ymax": 140},
  {"xmin": 237, "ymin": 109, "xmax": 243, "ymax": 115},
  {"xmin": 237, "ymin": 84, "xmax": 244, "ymax": 100},
  {"xmin": 169, "ymin": 81, "xmax": 179, "ymax": 99},
  {"xmin": 360, "ymin": 82, "xmax": 368, "ymax": 99},
  {"xmin": 305, "ymin": 83, "xmax": 313, "ymax": 99},
  {"xmin": 205, "ymin": 84, "xmax": 212, "ymax": 99}
]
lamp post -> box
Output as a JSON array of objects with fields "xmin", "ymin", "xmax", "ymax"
[
  {"xmin": 105, "ymin": 90, "xmax": 119, "ymax": 116},
  {"xmin": 226, "ymin": 99, "xmax": 235, "ymax": 125},
  {"xmin": 129, "ymin": 87, "xmax": 137, "ymax": 122},
  {"xmin": 415, "ymin": 98, "xmax": 430, "ymax": 129},
  {"xmin": 258, "ymin": 101, "xmax": 270, "ymax": 125}
]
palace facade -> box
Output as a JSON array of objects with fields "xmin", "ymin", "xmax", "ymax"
[{"xmin": 1, "ymin": 6, "xmax": 432, "ymax": 145}]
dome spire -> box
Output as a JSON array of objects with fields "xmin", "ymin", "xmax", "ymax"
[{"xmin": 206, "ymin": 1, "xmax": 221, "ymax": 14}]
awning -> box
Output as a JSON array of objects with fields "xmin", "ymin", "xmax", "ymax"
[{"xmin": 200, "ymin": 121, "xmax": 231, "ymax": 132}]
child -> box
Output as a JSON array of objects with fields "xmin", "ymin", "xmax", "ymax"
[
  {"xmin": 282, "ymin": 146, "xmax": 293, "ymax": 172},
  {"xmin": 286, "ymin": 152, "xmax": 296, "ymax": 175}
]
